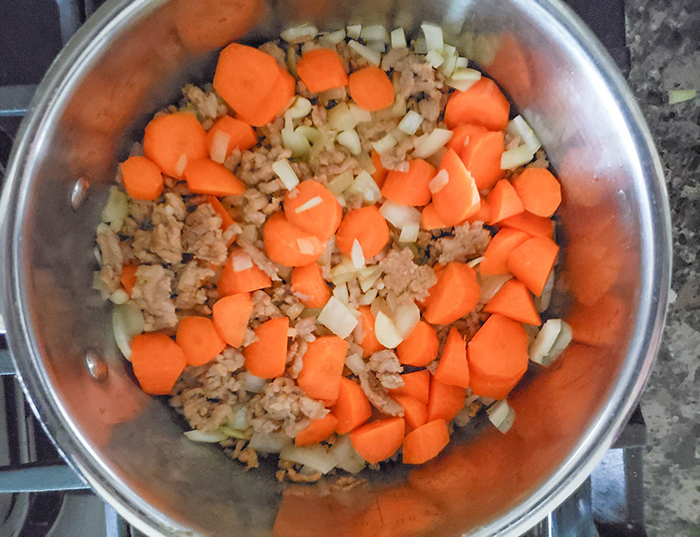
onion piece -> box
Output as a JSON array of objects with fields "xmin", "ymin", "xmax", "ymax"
[
  {"xmin": 361, "ymin": 24, "xmax": 389, "ymax": 42},
  {"xmin": 281, "ymin": 24, "xmax": 318, "ymax": 43},
  {"xmin": 534, "ymin": 270, "xmax": 555, "ymax": 312},
  {"xmin": 210, "ymin": 130, "xmax": 230, "ymax": 164},
  {"xmin": 318, "ymin": 296, "xmax": 359, "ymax": 338},
  {"xmin": 101, "ymin": 186, "xmax": 129, "ymax": 232},
  {"xmin": 228, "ymin": 404, "xmax": 249, "ymax": 431},
  {"xmin": 347, "ymin": 170, "xmax": 382, "ymax": 203},
  {"xmin": 345, "ymin": 353, "xmax": 367, "ymax": 375},
  {"xmin": 286, "ymin": 47, "xmax": 299, "ymax": 77},
  {"xmin": 318, "ymin": 236, "xmax": 335, "ymax": 266},
  {"xmin": 358, "ymin": 288, "xmax": 378, "ymax": 305},
  {"xmin": 282, "ymin": 128, "xmax": 311, "ymax": 158},
  {"xmin": 351, "ymin": 239, "xmax": 366, "ymax": 269},
  {"xmin": 446, "ymin": 78, "xmax": 479, "ymax": 92},
  {"xmin": 243, "ymin": 372, "xmax": 266, "ymax": 393},
  {"xmin": 323, "ymin": 29, "xmax": 346, "ymax": 44},
  {"xmin": 296, "ymin": 126, "xmax": 321, "ymax": 144},
  {"xmin": 349, "ymin": 104, "xmax": 372, "ymax": 124},
  {"xmin": 346, "ymin": 24, "xmax": 362, "ymax": 40},
  {"xmin": 348, "ymin": 40, "xmax": 381, "ymax": 66},
  {"xmin": 328, "ymin": 171, "xmax": 355, "ymax": 196},
  {"xmin": 399, "ymin": 222, "xmax": 419, "ymax": 243},
  {"xmin": 330, "ymin": 434, "xmax": 366, "ymax": 473},
  {"xmin": 390, "ymin": 28, "xmax": 407, "ymax": 49},
  {"xmin": 506, "ymin": 115, "xmax": 542, "ymax": 154},
  {"xmin": 249, "ymin": 432, "xmax": 292, "ymax": 453},
  {"xmin": 175, "ymin": 154, "xmax": 188, "ymax": 177},
  {"xmin": 393, "ymin": 302, "xmax": 420, "ymax": 338},
  {"xmin": 329, "ymin": 103, "xmax": 359, "ymax": 132},
  {"xmin": 358, "ymin": 266, "xmax": 382, "ymax": 292},
  {"xmin": 297, "ymin": 238, "xmax": 317, "ymax": 255},
  {"xmin": 109, "ymin": 289, "xmax": 130, "ymax": 305},
  {"xmin": 374, "ymin": 310, "xmax": 404, "ymax": 348},
  {"xmin": 333, "ymin": 282, "xmax": 349, "ymax": 304},
  {"xmin": 478, "ymin": 273, "xmax": 512, "ymax": 303},
  {"xmin": 487, "ymin": 400, "xmax": 515, "ymax": 434},
  {"xmin": 232, "ymin": 253, "xmax": 253, "ymax": 272},
  {"xmin": 112, "ymin": 303, "xmax": 145, "ymax": 360},
  {"xmin": 425, "ymin": 50, "xmax": 445, "ymax": 69},
  {"xmin": 295, "ymin": 196, "xmax": 323, "ymax": 213},
  {"xmin": 280, "ymin": 444, "xmax": 337, "ymax": 474},
  {"xmin": 429, "ymin": 169, "xmax": 449, "ymax": 193},
  {"xmin": 455, "ymin": 57, "xmax": 469, "ymax": 68},
  {"xmin": 501, "ymin": 145, "xmax": 535, "ymax": 170},
  {"xmin": 413, "ymin": 128, "xmax": 453, "ymax": 158},
  {"xmin": 184, "ymin": 430, "xmax": 227, "ymax": 443},
  {"xmin": 367, "ymin": 41, "xmax": 386, "ymax": 53},
  {"xmin": 288, "ymin": 96, "xmax": 313, "ymax": 119},
  {"xmin": 467, "ymin": 256, "xmax": 484, "ymax": 268},
  {"xmin": 272, "ymin": 158, "xmax": 300, "ymax": 190},
  {"xmin": 451, "ymin": 67, "xmax": 482, "ymax": 81},
  {"xmin": 530, "ymin": 319, "xmax": 572, "ymax": 366},
  {"xmin": 379, "ymin": 200, "xmax": 421, "ymax": 228},
  {"xmin": 372, "ymin": 133, "xmax": 398, "ymax": 154},
  {"xmin": 218, "ymin": 426, "xmax": 252, "ymax": 440},
  {"xmin": 398, "ymin": 110, "xmax": 424, "ymax": 135},
  {"xmin": 421, "ymin": 22, "xmax": 444, "ymax": 52},
  {"xmin": 440, "ymin": 49, "xmax": 458, "ymax": 77},
  {"xmin": 412, "ymin": 36, "xmax": 427, "ymax": 54},
  {"xmin": 337, "ymin": 129, "xmax": 362, "ymax": 156}
]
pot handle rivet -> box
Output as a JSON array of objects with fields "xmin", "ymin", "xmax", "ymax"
[
  {"xmin": 70, "ymin": 177, "xmax": 90, "ymax": 210},
  {"xmin": 84, "ymin": 350, "xmax": 108, "ymax": 382}
]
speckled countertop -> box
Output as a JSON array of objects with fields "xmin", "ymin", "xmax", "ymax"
[{"xmin": 625, "ymin": 0, "xmax": 700, "ymax": 535}]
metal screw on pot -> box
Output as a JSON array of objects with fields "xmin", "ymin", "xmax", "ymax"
[
  {"xmin": 70, "ymin": 177, "xmax": 90, "ymax": 210},
  {"xmin": 84, "ymin": 350, "xmax": 108, "ymax": 382}
]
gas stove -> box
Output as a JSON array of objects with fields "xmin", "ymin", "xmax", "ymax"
[{"xmin": 0, "ymin": 1, "xmax": 643, "ymax": 536}]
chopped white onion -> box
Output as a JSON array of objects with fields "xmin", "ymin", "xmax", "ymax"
[
  {"xmin": 372, "ymin": 133, "xmax": 398, "ymax": 154},
  {"xmin": 367, "ymin": 41, "xmax": 386, "ymax": 53},
  {"xmin": 175, "ymin": 153, "xmax": 188, "ymax": 176},
  {"xmin": 398, "ymin": 110, "xmax": 424, "ymax": 135},
  {"xmin": 210, "ymin": 130, "xmax": 230, "ymax": 164},
  {"xmin": 446, "ymin": 78, "xmax": 479, "ymax": 92},
  {"xmin": 393, "ymin": 302, "xmax": 420, "ymax": 338},
  {"xmin": 534, "ymin": 270, "xmax": 555, "ymax": 312},
  {"xmin": 281, "ymin": 24, "xmax": 318, "ymax": 43},
  {"xmin": 478, "ymin": 273, "xmax": 512, "ymax": 303},
  {"xmin": 349, "ymin": 103, "xmax": 372, "ymax": 123},
  {"xmin": 358, "ymin": 288, "xmax": 379, "ymax": 305},
  {"xmin": 390, "ymin": 28, "xmax": 407, "ymax": 48},
  {"xmin": 487, "ymin": 400, "xmax": 515, "ymax": 434},
  {"xmin": 286, "ymin": 47, "xmax": 299, "ymax": 77},
  {"xmin": 412, "ymin": 36, "xmax": 427, "ymax": 54},
  {"xmin": 374, "ymin": 310, "xmax": 404, "ymax": 348},
  {"xmin": 295, "ymin": 196, "xmax": 323, "ymax": 213},
  {"xmin": 288, "ymin": 96, "xmax": 313, "ymax": 119},
  {"xmin": 348, "ymin": 40, "xmax": 381, "ymax": 66},
  {"xmin": 281, "ymin": 444, "xmax": 337, "ymax": 474},
  {"xmin": 330, "ymin": 434, "xmax": 366, "ymax": 473},
  {"xmin": 347, "ymin": 170, "xmax": 382, "ymax": 203},
  {"xmin": 328, "ymin": 171, "xmax": 355, "ymax": 196},
  {"xmin": 429, "ymin": 169, "xmax": 449, "ymax": 193},
  {"xmin": 109, "ymin": 289, "xmax": 130, "ymax": 305},
  {"xmin": 442, "ymin": 43, "xmax": 456, "ymax": 57},
  {"xmin": 318, "ymin": 236, "xmax": 335, "ymax": 266},
  {"xmin": 282, "ymin": 128, "xmax": 311, "ymax": 157},
  {"xmin": 358, "ymin": 267, "xmax": 382, "ymax": 292},
  {"xmin": 346, "ymin": 24, "xmax": 362, "ymax": 40},
  {"xmin": 337, "ymin": 129, "xmax": 362, "ymax": 155},
  {"xmin": 501, "ymin": 145, "xmax": 535, "ymax": 170},
  {"xmin": 440, "ymin": 48, "xmax": 458, "ymax": 77},
  {"xmin": 249, "ymin": 432, "xmax": 292, "ymax": 453},
  {"xmin": 272, "ymin": 158, "xmax": 300, "ymax": 190},
  {"xmin": 318, "ymin": 296, "xmax": 359, "ymax": 338},
  {"xmin": 467, "ymin": 256, "xmax": 484, "ymax": 268},
  {"xmin": 184, "ymin": 430, "xmax": 227, "ymax": 443},
  {"xmin": 323, "ymin": 29, "xmax": 346, "ymax": 44},
  {"xmin": 301, "ymin": 41, "xmax": 319, "ymax": 56},
  {"xmin": 296, "ymin": 126, "xmax": 321, "ymax": 144},
  {"xmin": 413, "ymin": 128, "xmax": 453, "ymax": 158},
  {"xmin": 421, "ymin": 22, "xmax": 444, "ymax": 52},
  {"xmin": 240, "ymin": 224, "xmax": 257, "ymax": 244},
  {"xmin": 451, "ymin": 67, "xmax": 482, "ymax": 81},
  {"xmin": 297, "ymin": 238, "xmax": 317, "ymax": 255},
  {"xmin": 425, "ymin": 49, "xmax": 445, "ymax": 68},
  {"xmin": 329, "ymin": 103, "xmax": 360, "ymax": 131},
  {"xmin": 379, "ymin": 200, "xmax": 421, "ymax": 228},
  {"xmin": 345, "ymin": 353, "xmax": 367, "ymax": 375},
  {"xmin": 232, "ymin": 253, "xmax": 253, "ymax": 272},
  {"xmin": 101, "ymin": 186, "xmax": 128, "ymax": 232},
  {"xmin": 333, "ymin": 281, "xmax": 349, "ymax": 304},
  {"xmin": 361, "ymin": 24, "xmax": 389, "ymax": 42},
  {"xmin": 507, "ymin": 115, "xmax": 542, "ymax": 154},
  {"xmin": 399, "ymin": 222, "xmax": 420, "ymax": 243},
  {"xmin": 529, "ymin": 319, "xmax": 572, "ymax": 366},
  {"xmin": 229, "ymin": 404, "xmax": 249, "ymax": 431},
  {"xmin": 243, "ymin": 372, "xmax": 267, "ymax": 393},
  {"xmin": 330, "ymin": 260, "xmax": 357, "ymax": 285},
  {"xmin": 112, "ymin": 303, "xmax": 145, "ymax": 360},
  {"xmin": 455, "ymin": 56, "xmax": 469, "ymax": 68},
  {"xmin": 351, "ymin": 239, "xmax": 366, "ymax": 269}
]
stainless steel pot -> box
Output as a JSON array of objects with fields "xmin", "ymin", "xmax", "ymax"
[{"xmin": 0, "ymin": 0, "xmax": 671, "ymax": 535}]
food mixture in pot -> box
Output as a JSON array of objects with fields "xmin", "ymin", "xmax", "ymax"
[{"xmin": 95, "ymin": 22, "xmax": 572, "ymax": 482}]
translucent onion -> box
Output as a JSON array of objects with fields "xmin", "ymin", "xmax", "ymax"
[
  {"xmin": 451, "ymin": 67, "xmax": 482, "ymax": 80},
  {"xmin": 349, "ymin": 103, "xmax": 372, "ymax": 124},
  {"xmin": 455, "ymin": 56, "xmax": 469, "ymax": 68},
  {"xmin": 229, "ymin": 404, "xmax": 249, "ymax": 431},
  {"xmin": 506, "ymin": 115, "xmax": 542, "ymax": 154},
  {"xmin": 361, "ymin": 24, "xmax": 389, "ymax": 42},
  {"xmin": 501, "ymin": 144, "xmax": 535, "ymax": 170},
  {"xmin": 328, "ymin": 171, "xmax": 354, "ymax": 196},
  {"xmin": 428, "ymin": 169, "xmax": 449, "ymax": 193},
  {"xmin": 348, "ymin": 40, "xmax": 381, "ymax": 66},
  {"xmin": 282, "ymin": 128, "xmax": 311, "ymax": 158},
  {"xmin": 109, "ymin": 289, "xmax": 130, "ymax": 305},
  {"xmin": 478, "ymin": 273, "xmax": 512, "ymax": 303},
  {"xmin": 529, "ymin": 319, "xmax": 572, "ymax": 366},
  {"xmin": 288, "ymin": 96, "xmax": 313, "ymax": 119},
  {"xmin": 286, "ymin": 47, "xmax": 299, "ymax": 77},
  {"xmin": 440, "ymin": 48, "xmax": 458, "ymax": 77},
  {"xmin": 330, "ymin": 434, "xmax": 366, "ymax": 473},
  {"xmin": 421, "ymin": 22, "xmax": 444, "ymax": 52},
  {"xmin": 101, "ymin": 186, "xmax": 128, "ymax": 232},
  {"xmin": 446, "ymin": 78, "xmax": 479, "ymax": 92},
  {"xmin": 412, "ymin": 36, "xmax": 427, "ymax": 54},
  {"xmin": 399, "ymin": 222, "xmax": 419, "ymax": 243},
  {"xmin": 329, "ymin": 103, "xmax": 359, "ymax": 132},
  {"xmin": 281, "ymin": 24, "xmax": 318, "ymax": 43},
  {"xmin": 487, "ymin": 400, "xmax": 516, "ymax": 434},
  {"xmin": 318, "ymin": 296, "xmax": 359, "ymax": 338},
  {"xmin": 296, "ymin": 126, "xmax": 322, "ymax": 144},
  {"xmin": 398, "ymin": 110, "xmax": 424, "ymax": 135},
  {"xmin": 297, "ymin": 238, "xmax": 317, "ymax": 255},
  {"xmin": 467, "ymin": 256, "xmax": 484, "ymax": 268},
  {"xmin": 112, "ymin": 303, "xmax": 145, "ymax": 360},
  {"xmin": 272, "ymin": 158, "xmax": 300, "ymax": 190},
  {"xmin": 372, "ymin": 133, "xmax": 398, "ymax": 154},
  {"xmin": 534, "ymin": 270, "xmax": 555, "ymax": 312},
  {"xmin": 425, "ymin": 50, "xmax": 445, "ymax": 68},
  {"xmin": 345, "ymin": 353, "xmax": 367, "ymax": 375},
  {"xmin": 323, "ymin": 29, "xmax": 346, "ymax": 44},
  {"xmin": 348, "ymin": 171, "xmax": 382, "ymax": 203},
  {"xmin": 351, "ymin": 239, "xmax": 365, "ymax": 269},
  {"xmin": 210, "ymin": 130, "xmax": 230, "ymax": 164},
  {"xmin": 318, "ymin": 236, "xmax": 335, "ymax": 266},
  {"xmin": 243, "ymin": 372, "xmax": 267, "ymax": 393},
  {"xmin": 379, "ymin": 200, "xmax": 421, "ymax": 228},
  {"xmin": 413, "ymin": 128, "xmax": 453, "ymax": 158},
  {"xmin": 333, "ymin": 282, "xmax": 349, "ymax": 304},
  {"xmin": 393, "ymin": 302, "xmax": 420, "ymax": 338},
  {"xmin": 390, "ymin": 28, "xmax": 407, "ymax": 48},
  {"xmin": 358, "ymin": 267, "xmax": 382, "ymax": 292},
  {"xmin": 249, "ymin": 432, "xmax": 292, "ymax": 453},
  {"xmin": 184, "ymin": 430, "xmax": 227, "ymax": 443},
  {"xmin": 367, "ymin": 41, "xmax": 386, "ymax": 53},
  {"xmin": 358, "ymin": 288, "xmax": 379, "ymax": 305},
  {"xmin": 294, "ymin": 196, "xmax": 323, "ymax": 213},
  {"xmin": 336, "ymin": 129, "xmax": 362, "ymax": 155},
  {"xmin": 232, "ymin": 253, "xmax": 253, "ymax": 272},
  {"xmin": 346, "ymin": 24, "xmax": 362, "ymax": 40},
  {"xmin": 280, "ymin": 444, "xmax": 337, "ymax": 474},
  {"xmin": 374, "ymin": 310, "xmax": 404, "ymax": 348}
]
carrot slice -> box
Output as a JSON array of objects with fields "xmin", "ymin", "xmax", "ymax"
[
  {"xmin": 207, "ymin": 195, "xmax": 235, "ymax": 230},
  {"xmin": 447, "ymin": 124, "xmax": 486, "ymax": 153},
  {"xmin": 466, "ymin": 196, "xmax": 491, "ymax": 224},
  {"xmin": 427, "ymin": 377, "xmax": 466, "ymax": 423},
  {"xmin": 423, "ymin": 262, "xmax": 480, "ymax": 325},
  {"xmin": 512, "ymin": 168, "xmax": 562, "ymax": 217},
  {"xmin": 392, "ymin": 395, "xmax": 428, "ymax": 431},
  {"xmin": 467, "ymin": 313, "xmax": 529, "ymax": 399},
  {"xmin": 176, "ymin": 316, "xmax": 227, "ymax": 366},
  {"xmin": 357, "ymin": 305, "xmax": 384, "ymax": 357},
  {"xmin": 459, "ymin": 128, "xmax": 504, "ymax": 190},
  {"xmin": 238, "ymin": 65, "xmax": 296, "ymax": 127},
  {"xmin": 499, "ymin": 211, "xmax": 553, "ymax": 237},
  {"xmin": 402, "ymin": 419, "xmax": 451, "ymax": 465},
  {"xmin": 184, "ymin": 158, "xmax": 245, "ymax": 196},
  {"xmin": 479, "ymin": 228, "xmax": 530, "ymax": 275},
  {"xmin": 444, "ymin": 77, "xmax": 510, "ymax": 131},
  {"xmin": 205, "ymin": 115, "xmax": 257, "ymax": 159},
  {"xmin": 507, "ymin": 236, "xmax": 559, "ymax": 296},
  {"xmin": 263, "ymin": 211, "xmax": 327, "ymax": 267},
  {"xmin": 381, "ymin": 159, "xmax": 437, "ymax": 207},
  {"xmin": 284, "ymin": 180, "xmax": 342, "ymax": 240},
  {"xmin": 296, "ymin": 48, "xmax": 349, "ymax": 93},
  {"xmin": 131, "ymin": 333, "xmax": 187, "ymax": 395},
  {"xmin": 396, "ymin": 321, "xmax": 438, "ymax": 367},
  {"xmin": 212, "ymin": 293, "xmax": 254, "ymax": 348},
  {"xmin": 297, "ymin": 336, "xmax": 349, "ymax": 403},
  {"xmin": 432, "ymin": 149, "xmax": 480, "ymax": 227},
  {"xmin": 143, "ymin": 112, "xmax": 207, "ymax": 178},
  {"xmin": 420, "ymin": 203, "xmax": 448, "ymax": 231},
  {"xmin": 335, "ymin": 206, "xmax": 390, "ymax": 259},
  {"xmin": 389, "ymin": 370, "xmax": 430, "ymax": 406},
  {"xmin": 487, "ymin": 179, "xmax": 524, "ymax": 224},
  {"xmin": 348, "ymin": 66, "xmax": 395, "ymax": 111},
  {"xmin": 120, "ymin": 264, "xmax": 139, "ymax": 295},
  {"xmin": 484, "ymin": 279, "xmax": 541, "ymax": 326},
  {"xmin": 349, "ymin": 417, "xmax": 405, "ymax": 464},
  {"xmin": 120, "ymin": 156, "xmax": 164, "ymax": 200},
  {"xmin": 371, "ymin": 151, "xmax": 389, "ymax": 188},
  {"xmin": 332, "ymin": 377, "xmax": 372, "ymax": 434},
  {"xmin": 218, "ymin": 251, "xmax": 272, "ymax": 296},
  {"xmin": 243, "ymin": 317, "xmax": 289, "ymax": 378},
  {"xmin": 291, "ymin": 263, "xmax": 331, "ymax": 308},
  {"xmin": 295, "ymin": 414, "xmax": 338, "ymax": 447},
  {"xmin": 434, "ymin": 327, "xmax": 470, "ymax": 389}
]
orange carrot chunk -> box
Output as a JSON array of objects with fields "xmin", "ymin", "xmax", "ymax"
[
  {"xmin": 120, "ymin": 156, "xmax": 164, "ymax": 200},
  {"xmin": 467, "ymin": 196, "xmax": 491, "ymax": 224},
  {"xmin": 291, "ymin": 263, "xmax": 331, "ymax": 308},
  {"xmin": 427, "ymin": 376, "xmax": 466, "ymax": 423},
  {"xmin": 447, "ymin": 123, "xmax": 486, "ymax": 153},
  {"xmin": 403, "ymin": 419, "xmax": 451, "ymax": 465},
  {"xmin": 176, "ymin": 316, "xmax": 227, "ymax": 366},
  {"xmin": 295, "ymin": 414, "xmax": 338, "ymax": 447},
  {"xmin": 332, "ymin": 377, "xmax": 373, "ymax": 434},
  {"xmin": 207, "ymin": 195, "xmax": 235, "ymax": 230},
  {"xmin": 381, "ymin": 159, "xmax": 437, "ymax": 207},
  {"xmin": 335, "ymin": 206, "xmax": 390, "ymax": 259},
  {"xmin": 397, "ymin": 321, "xmax": 439, "ymax": 367},
  {"xmin": 392, "ymin": 395, "xmax": 428, "ymax": 431},
  {"xmin": 131, "ymin": 333, "xmax": 187, "ymax": 395},
  {"xmin": 184, "ymin": 158, "xmax": 245, "ymax": 196},
  {"xmin": 479, "ymin": 228, "xmax": 530, "ymax": 275},
  {"xmin": 143, "ymin": 112, "xmax": 207, "ymax": 178},
  {"xmin": 420, "ymin": 203, "xmax": 448, "ymax": 231},
  {"xmin": 434, "ymin": 327, "xmax": 470, "ymax": 389},
  {"xmin": 484, "ymin": 279, "xmax": 541, "ymax": 326},
  {"xmin": 349, "ymin": 417, "xmax": 405, "ymax": 464},
  {"xmin": 120, "ymin": 264, "xmax": 139, "ymax": 295},
  {"xmin": 444, "ymin": 77, "xmax": 510, "ymax": 131},
  {"xmin": 218, "ymin": 251, "xmax": 272, "ymax": 296},
  {"xmin": 487, "ymin": 179, "xmax": 525, "ymax": 224},
  {"xmin": 423, "ymin": 262, "xmax": 480, "ymax": 325},
  {"xmin": 243, "ymin": 317, "xmax": 289, "ymax": 378},
  {"xmin": 348, "ymin": 66, "xmax": 395, "ymax": 111},
  {"xmin": 263, "ymin": 211, "xmax": 327, "ymax": 267},
  {"xmin": 205, "ymin": 115, "xmax": 258, "ymax": 159},
  {"xmin": 357, "ymin": 305, "xmax": 385, "ymax": 357},
  {"xmin": 432, "ymin": 149, "xmax": 480, "ymax": 226},
  {"xmin": 389, "ymin": 370, "xmax": 430, "ymax": 406},
  {"xmin": 459, "ymin": 128, "xmax": 505, "ymax": 190},
  {"xmin": 512, "ymin": 168, "xmax": 562, "ymax": 217},
  {"xmin": 212, "ymin": 293, "xmax": 254, "ymax": 348},
  {"xmin": 296, "ymin": 48, "xmax": 349, "ymax": 93},
  {"xmin": 507, "ymin": 236, "xmax": 559, "ymax": 296},
  {"xmin": 499, "ymin": 211, "xmax": 554, "ymax": 237},
  {"xmin": 297, "ymin": 336, "xmax": 349, "ymax": 403},
  {"xmin": 371, "ymin": 151, "xmax": 389, "ymax": 188},
  {"xmin": 284, "ymin": 180, "xmax": 342, "ymax": 241},
  {"xmin": 238, "ymin": 65, "xmax": 296, "ymax": 127}
]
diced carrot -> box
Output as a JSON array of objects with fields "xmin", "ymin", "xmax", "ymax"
[
  {"xmin": 284, "ymin": 180, "xmax": 342, "ymax": 240},
  {"xmin": 396, "ymin": 321, "xmax": 438, "ymax": 367},
  {"xmin": 392, "ymin": 395, "xmax": 428, "ymax": 432},
  {"xmin": 459, "ymin": 128, "xmax": 504, "ymax": 190},
  {"xmin": 184, "ymin": 158, "xmax": 245, "ymax": 196},
  {"xmin": 291, "ymin": 263, "xmax": 330, "ymax": 308},
  {"xmin": 243, "ymin": 317, "xmax": 289, "ymax": 378},
  {"xmin": 444, "ymin": 77, "xmax": 510, "ymax": 131},
  {"xmin": 120, "ymin": 156, "xmax": 164, "ymax": 200},
  {"xmin": 205, "ymin": 115, "xmax": 257, "ymax": 159},
  {"xmin": 499, "ymin": 211, "xmax": 553, "ymax": 237},
  {"xmin": 507, "ymin": 236, "xmax": 559, "ymax": 296},
  {"xmin": 434, "ymin": 327, "xmax": 470, "ymax": 389},
  {"xmin": 402, "ymin": 419, "xmax": 451, "ymax": 465},
  {"xmin": 176, "ymin": 316, "xmax": 226, "ymax": 367},
  {"xmin": 120, "ymin": 264, "xmax": 138, "ymax": 295},
  {"xmin": 263, "ymin": 211, "xmax": 327, "ymax": 267},
  {"xmin": 447, "ymin": 124, "xmax": 486, "ymax": 153},
  {"xmin": 332, "ymin": 377, "xmax": 372, "ymax": 434},
  {"xmin": 466, "ymin": 196, "xmax": 491, "ymax": 223},
  {"xmin": 143, "ymin": 112, "xmax": 207, "ymax": 178},
  {"xmin": 487, "ymin": 179, "xmax": 524, "ymax": 224},
  {"xmin": 389, "ymin": 370, "xmax": 430, "ymax": 406},
  {"xmin": 212, "ymin": 293, "xmax": 254, "ymax": 348},
  {"xmin": 296, "ymin": 48, "xmax": 349, "ymax": 93},
  {"xmin": 427, "ymin": 377, "xmax": 466, "ymax": 422},
  {"xmin": 207, "ymin": 195, "xmax": 235, "ymax": 230},
  {"xmin": 420, "ymin": 203, "xmax": 448, "ymax": 231},
  {"xmin": 467, "ymin": 313, "xmax": 529, "ymax": 399},
  {"xmin": 484, "ymin": 279, "xmax": 541, "ymax": 326},
  {"xmin": 238, "ymin": 65, "xmax": 296, "ymax": 127},
  {"xmin": 371, "ymin": 151, "xmax": 389, "ymax": 188},
  {"xmin": 432, "ymin": 149, "xmax": 480, "ymax": 227},
  {"xmin": 349, "ymin": 417, "xmax": 405, "ymax": 464},
  {"xmin": 348, "ymin": 66, "xmax": 395, "ymax": 112},
  {"xmin": 381, "ymin": 159, "xmax": 437, "ymax": 207},
  {"xmin": 479, "ymin": 228, "xmax": 530, "ymax": 275},
  {"xmin": 295, "ymin": 414, "xmax": 338, "ymax": 447},
  {"xmin": 131, "ymin": 333, "xmax": 187, "ymax": 395},
  {"xmin": 512, "ymin": 168, "xmax": 562, "ymax": 217},
  {"xmin": 357, "ymin": 305, "xmax": 384, "ymax": 357},
  {"xmin": 423, "ymin": 262, "xmax": 480, "ymax": 325},
  {"xmin": 218, "ymin": 251, "xmax": 272, "ymax": 296},
  {"xmin": 335, "ymin": 206, "xmax": 390, "ymax": 259},
  {"xmin": 297, "ymin": 336, "xmax": 349, "ymax": 403}
]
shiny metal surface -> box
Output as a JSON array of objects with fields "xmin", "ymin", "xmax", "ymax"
[{"xmin": 0, "ymin": 0, "xmax": 671, "ymax": 535}]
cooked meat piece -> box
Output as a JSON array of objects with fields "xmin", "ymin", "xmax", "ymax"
[
  {"xmin": 175, "ymin": 262, "xmax": 215, "ymax": 310},
  {"xmin": 436, "ymin": 310, "xmax": 487, "ymax": 343},
  {"xmin": 237, "ymin": 235, "xmax": 280, "ymax": 280},
  {"xmin": 96, "ymin": 223, "xmax": 123, "ymax": 293},
  {"xmin": 149, "ymin": 193, "xmax": 187, "ymax": 264},
  {"xmin": 182, "ymin": 84, "xmax": 226, "ymax": 127},
  {"xmin": 292, "ymin": 317, "xmax": 317, "ymax": 341},
  {"xmin": 379, "ymin": 247, "xmax": 437, "ymax": 304},
  {"xmin": 336, "ymin": 41, "xmax": 371, "ymax": 70},
  {"xmin": 251, "ymin": 290, "xmax": 283, "ymax": 324},
  {"xmin": 128, "ymin": 199, "xmax": 153, "ymax": 225},
  {"xmin": 259, "ymin": 42, "xmax": 287, "ymax": 68},
  {"xmin": 367, "ymin": 350, "xmax": 404, "ymax": 390},
  {"xmin": 228, "ymin": 440, "xmax": 259, "ymax": 470},
  {"xmin": 242, "ymin": 327, "xmax": 258, "ymax": 347},
  {"xmin": 131, "ymin": 229, "xmax": 160, "ymax": 264},
  {"xmin": 358, "ymin": 370, "xmax": 404, "ymax": 417},
  {"xmin": 433, "ymin": 222, "xmax": 491, "ymax": 264},
  {"xmin": 237, "ymin": 145, "xmax": 291, "ymax": 186},
  {"xmin": 182, "ymin": 203, "xmax": 227, "ymax": 265},
  {"xmin": 286, "ymin": 340, "xmax": 307, "ymax": 379},
  {"xmin": 130, "ymin": 265, "xmax": 178, "ymax": 331}
]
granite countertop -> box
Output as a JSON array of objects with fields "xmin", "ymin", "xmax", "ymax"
[{"xmin": 625, "ymin": 0, "xmax": 700, "ymax": 535}]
